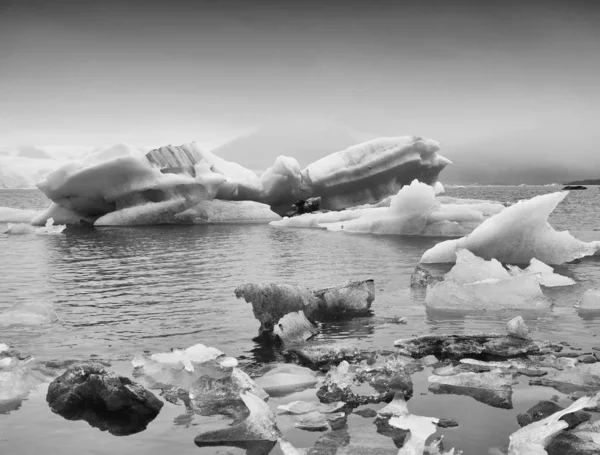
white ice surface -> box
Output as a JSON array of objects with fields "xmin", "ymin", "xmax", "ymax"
[
  {"xmin": 421, "ymin": 191, "xmax": 600, "ymax": 265},
  {"xmin": 271, "ymin": 180, "xmax": 504, "ymax": 237},
  {"xmin": 425, "ymin": 250, "xmax": 552, "ymax": 312}
]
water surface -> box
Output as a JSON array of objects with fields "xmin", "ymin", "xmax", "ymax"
[{"xmin": 1, "ymin": 186, "xmax": 599, "ymax": 454}]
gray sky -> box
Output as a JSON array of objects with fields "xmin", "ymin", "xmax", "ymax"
[{"xmin": 1, "ymin": 0, "xmax": 599, "ymax": 162}]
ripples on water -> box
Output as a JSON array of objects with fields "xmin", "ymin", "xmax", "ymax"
[{"xmin": 1, "ymin": 186, "xmax": 600, "ymax": 454}]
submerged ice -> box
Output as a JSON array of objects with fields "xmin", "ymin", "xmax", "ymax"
[{"xmin": 421, "ymin": 191, "xmax": 600, "ymax": 265}]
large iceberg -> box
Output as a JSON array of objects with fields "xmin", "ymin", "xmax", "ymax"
[
  {"xmin": 271, "ymin": 180, "xmax": 505, "ymax": 236},
  {"xmin": 31, "ymin": 136, "xmax": 450, "ymax": 226},
  {"xmin": 421, "ymin": 191, "xmax": 600, "ymax": 264}
]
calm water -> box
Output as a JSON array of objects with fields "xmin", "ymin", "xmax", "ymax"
[{"xmin": 1, "ymin": 186, "xmax": 600, "ymax": 455}]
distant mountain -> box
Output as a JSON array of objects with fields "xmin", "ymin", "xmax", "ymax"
[
  {"xmin": 565, "ymin": 179, "xmax": 600, "ymax": 185},
  {"xmin": 14, "ymin": 145, "xmax": 53, "ymax": 160},
  {"xmin": 211, "ymin": 122, "xmax": 377, "ymax": 171},
  {"xmin": 439, "ymin": 129, "xmax": 600, "ymax": 185},
  {"xmin": 0, "ymin": 154, "xmax": 63, "ymax": 189}
]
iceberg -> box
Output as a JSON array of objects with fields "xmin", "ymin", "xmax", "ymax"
[
  {"xmin": 288, "ymin": 136, "xmax": 450, "ymax": 212},
  {"xmin": 272, "ymin": 180, "xmax": 505, "ymax": 237},
  {"xmin": 33, "ymin": 136, "xmax": 451, "ymax": 226},
  {"xmin": 425, "ymin": 250, "xmax": 551, "ymax": 312},
  {"xmin": 421, "ymin": 191, "xmax": 600, "ymax": 265}
]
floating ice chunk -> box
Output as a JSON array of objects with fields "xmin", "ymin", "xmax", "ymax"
[
  {"xmin": 445, "ymin": 249, "xmax": 510, "ymax": 283},
  {"xmin": 421, "ymin": 191, "xmax": 600, "ymax": 265},
  {"xmin": 0, "ymin": 371, "xmax": 30, "ymax": 403},
  {"xmin": 506, "ymin": 316, "xmax": 530, "ymax": 340},
  {"xmin": 194, "ymin": 391, "xmax": 280, "ymax": 450},
  {"xmin": 37, "ymin": 218, "xmax": 66, "ymax": 235},
  {"xmin": 272, "ymin": 310, "xmax": 319, "ymax": 344},
  {"xmin": 254, "ymin": 364, "xmax": 318, "ymax": 397},
  {"xmin": 0, "ymin": 207, "xmax": 40, "ymax": 223},
  {"xmin": 183, "ymin": 344, "xmax": 224, "ymax": 364},
  {"xmin": 425, "ymin": 275, "xmax": 550, "ymax": 312},
  {"xmin": 313, "ymin": 180, "xmax": 502, "ymax": 237},
  {"xmin": 218, "ymin": 356, "xmax": 238, "ymax": 368},
  {"xmin": 0, "ymin": 343, "xmax": 9, "ymax": 353},
  {"xmin": 575, "ymin": 289, "xmax": 600, "ymax": 313},
  {"xmin": 149, "ymin": 344, "xmax": 224, "ymax": 372},
  {"xmin": 383, "ymin": 393, "xmax": 439, "ymax": 455},
  {"xmin": 4, "ymin": 223, "xmax": 36, "ymax": 235},
  {"xmin": 277, "ymin": 400, "xmax": 345, "ymax": 415},
  {"xmin": 0, "ymin": 301, "xmax": 58, "ymax": 326},
  {"xmin": 508, "ymin": 394, "xmax": 597, "ymax": 455},
  {"xmin": 507, "ymin": 259, "xmax": 575, "ymax": 287}
]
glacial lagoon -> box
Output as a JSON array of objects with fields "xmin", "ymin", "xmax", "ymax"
[{"xmin": 1, "ymin": 185, "xmax": 600, "ymax": 454}]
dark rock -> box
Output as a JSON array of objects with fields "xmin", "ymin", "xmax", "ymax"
[
  {"xmin": 546, "ymin": 421, "xmax": 600, "ymax": 455},
  {"xmin": 517, "ymin": 401, "xmax": 591, "ymax": 430},
  {"xmin": 578, "ymin": 355, "xmax": 597, "ymax": 364},
  {"xmin": 562, "ymin": 185, "xmax": 587, "ymax": 190},
  {"xmin": 437, "ymin": 418, "xmax": 459, "ymax": 428},
  {"xmin": 317, "ymin": 360, "xmax": 412, "ymax": 408},
  {"xmin": 410, "ymin": 266, "xmax": 443, "ymax": 288},
  {"xmin": 284, "ymin": 197, "xmax": 322, "ymax": 217},
  {"xmin": 285, "ymin": 341, "xmax": 372, "ymax": 370},
  {"xmin": 394, "ymin": 333, "xmax": 560, "ymax": 361},
  {"xmin": 46, "ymin": 363, "xmax": 163, "ymax": 436},
  {"xmin": 354, "ymin": 407, "xmax": 378, "ymax": 418}
]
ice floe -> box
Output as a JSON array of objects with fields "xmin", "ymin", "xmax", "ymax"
[
  {"xmin": 424, "ymin": 250, "xmax": 560, "ymax": 312},
  {"xmin": 4, "ymin": 218, "xmax": 66, "ymax": 235},
  {"xmin": 271, "ymin": 180, "xmax": 505, "ymax": 237},
  {"xmin": 421, "ymin": 191, "xmax": 600, "ymax": 264}
]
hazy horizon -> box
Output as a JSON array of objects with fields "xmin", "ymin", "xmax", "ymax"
[{"xmin": 1, "ymin": 0, "xmax": 599, "ymax": 181}]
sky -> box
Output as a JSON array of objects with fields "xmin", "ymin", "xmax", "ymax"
[{"xmin": 1, "ymin": 0, "xmax": 599, "ymax": 165}]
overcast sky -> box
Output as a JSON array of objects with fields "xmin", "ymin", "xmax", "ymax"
[{"xmin": 1, "ymin": 0, "xmax": 599, "ymax": 155}]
